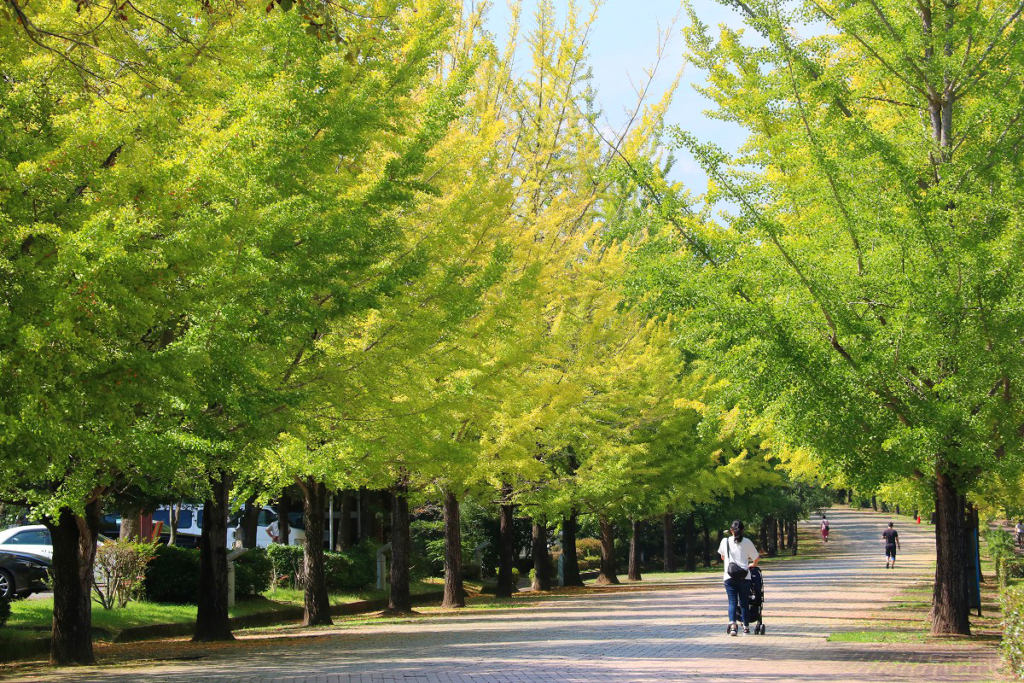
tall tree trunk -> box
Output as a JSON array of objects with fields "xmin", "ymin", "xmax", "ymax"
[
  {"xmin": 278, "ymin": 493, "xmax": 291, "ymax": 546},
  {"xmin": 168, "ymin": 502, "xmax": 180, "ymax": 546},
  {"xmin": 663, "ymin": 511, "xmax": 677, "ymax": 572},
  {"xmin": 442, "ymin": 490, "xmax": 465, "ymax": 608},
  {"xmin": 702, "ymin": 523, "xmax": 713, "ymax": 567},
  {"xmin": 194, "ymin": 471, "xmax": 234, "ymax": 642},
  {"xmin": 47, "ymin": 500, "xmax": 101, "ymax": 665},
  {"xmin": 766, "ymin": 517, "xmax": 778, "ymax": 557},
  {"xmin": 387, "ymin": 479, "xmax": 412, "ymax": 613},
  {"xmin": 561, "ymin": 510, "xmax": 584, "ymax": 587},
  {"xmin": 597, "ymin": 516, "xmax": 619, "ymax": 585},
  {"xmin": 240, "ymin": 494, "xmax": 260, "ymax": 550},
  {"xmin": 496, "ymin": 484, "xmax": 516, "ymax": 598},
  {"xmin": 120, "ymin": 506, "xmax": 141, "ymax": 542},
  {"xmin": 684, "ymin": 513, "xmax": 698, "ymax": 572},
  {"xmin": 339, "ymin": 491, "xmax": 355, "ymax": 550},
  {"xmin": 300, "ymin": 478, "xmax": 332, "ymax": 626},
  {"xmin": 931, "ymin": 467, "xmax": 971, "ymax": 635},
  {"xmin": 759, "ymin": 519, "xmax": 769, "ymax": 553},
  {"xmin": 532, "ymin": 518, "xmax": 552, "ymax": 590},
  {"xmin": 872, "ymin": 495, "xmax": 878, "ymax": 511},
  {"xmin": 376, "ymin": 490, "xmax": 391, "ymax": 544},
  {"xmin": 790, "ymin": 520, "xmax": 798, "ymax": 556},
  {"xmin": 358, "ymin": 486, "xmax": 372, "ymax": 542},
  {"xmin": 628, "ymin": 519, "xmax": 642, "ymax": 581}
]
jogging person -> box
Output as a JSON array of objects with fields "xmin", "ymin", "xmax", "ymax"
[
  {"xmin": 883, "ymin": 522, "xmax": 900, "ymax": 569},
  {"xmin": 718, "ymin": 520, "xmax": 760, "ymax": 636},
  {"xmin": 1016, "ymin": 520, "xmax": 1024, "ymax": 549},
  {"xmin": 820, "ymin": 515, "xmax": 830, "ymax": 543}
]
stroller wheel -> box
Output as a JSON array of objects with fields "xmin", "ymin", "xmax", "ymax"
[{"xmin": 759, "ymin": 625, "xmax": 765, "ymax": 635}]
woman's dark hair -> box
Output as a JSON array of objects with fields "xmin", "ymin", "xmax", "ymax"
[{"xmin": 730, "ymin": 520, "xmax": 744, "ymax": 542}]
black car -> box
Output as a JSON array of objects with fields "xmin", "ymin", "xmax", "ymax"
[{"xmin": 0, "ymin": 551, "xmax": 50, "ymax": 599}]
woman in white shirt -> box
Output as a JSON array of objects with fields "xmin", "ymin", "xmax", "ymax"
[{"xmin": 718, "ymin": 520, "xmax": 760, "ymax": 636}]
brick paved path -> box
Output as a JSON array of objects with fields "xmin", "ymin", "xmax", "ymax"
[{"xmin": 11, "ymin": 506, "xmax": 1003, "ymax": 683}]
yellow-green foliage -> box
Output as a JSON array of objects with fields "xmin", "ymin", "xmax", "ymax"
[{"xmin": 1003, "ymin": 584, "xmax": 1024, "ymax": 680}]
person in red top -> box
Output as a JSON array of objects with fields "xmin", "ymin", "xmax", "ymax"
[{"xmin": 820, "ymin": 515, "xmax": 830, "ymax": 543}]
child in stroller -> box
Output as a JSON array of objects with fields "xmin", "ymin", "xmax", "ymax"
[{"xmin": 746, "ymin": 566, "xmax": 766, "ymax": 634}]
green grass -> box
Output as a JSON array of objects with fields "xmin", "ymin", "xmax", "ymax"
[
  {"xmin": 3, "ymin": 576, "xmax": 449, "ymax": 644},
  {"xmin": 829, "ymin": 630, "xmax": 929, "ymax": 643},
  {"xmin": 261, "ymin": 578, "xmax": 444, "ymax": 607},
  {"xmin": 888, "ymin": 601, "xmax": 933, "ymax": 610},
  {"xmin": 4, "ymin": 595, "xmax": 293, "ymax": 639}
]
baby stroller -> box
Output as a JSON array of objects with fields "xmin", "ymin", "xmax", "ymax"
[{"xmin": 747, "ymin": 566, "xmax": 766, "ymax": 634}]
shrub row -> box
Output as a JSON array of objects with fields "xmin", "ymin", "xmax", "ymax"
[
  {"xmin": 575, "ymin": 538, "xmax": 602, "ymax": 559},
  {"xmin": 998, "ymin": 556, "xmax": 1024, "ymax": 590},
  {"xmin": 144, "ymin": 545, "xmax": 273, "ymax": 604},
  {"xmin": 1003, "ymin": 583, "xmax": 1024, "ymax": 680},
  {"xmin": 266, "ymin": 541, "xmax": 375, "ymax": 592}
]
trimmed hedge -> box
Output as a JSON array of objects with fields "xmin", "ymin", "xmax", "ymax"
[
  {"xmin": 235, "ymin": 547, "xmax": 272, "ymax": 597},
  {"xmin": 1003, "ymin": 583, "xmax": 1024, "ymax": 680},
  {"xmin": 326, "ymin": 542, "xmax": 375, "ymax": 591},
  {"xmin": 575, "ymin": 538, "xmax": 602, "ymax": 559},
  {"xmin": 998, "ymin": 557, "xmax": 1024, "ymax": 590},
  {"xmin": 145, "ymin": 544, "xmax": 273, "ymax": 603},
  {"xmin": 267, "ymin": 542, "xmax": 376, "ymax": 592},
  {"xmin": 144, "ymin": 544, "xmax": 200, "ymax": 604},
  {"xmin": 267, "ymin": 544, "xmax": 304, "ymax": 589}
]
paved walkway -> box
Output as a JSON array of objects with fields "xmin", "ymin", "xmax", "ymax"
[{"xmin": 9, "ymin": 506, "xmax": 1003, "ymax": 683}]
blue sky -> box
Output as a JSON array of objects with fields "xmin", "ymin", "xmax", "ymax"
[{"xmin": 483, "ymin": 0, "xmax": 752, "ymax": 194}]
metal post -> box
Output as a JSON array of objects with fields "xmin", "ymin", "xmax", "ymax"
[
  {"xmin": 376, "ymin": 543, "xmax": 391, "ymax": 591},
  {"xmin": 227, "ymin": 561, "xmax": 235, "ymax": 608},
  {"xmin": 226, "ymin": 547, "xmax": 248, "ymax": 608},
  {"xmin": 473, "ymin": 541, "xmax": 490, "ymax": 580}
]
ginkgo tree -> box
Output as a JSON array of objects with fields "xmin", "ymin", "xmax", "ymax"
[
  {"xmin": 622, "ymin": 0, "xmax": 1024, "ymax": 635},
  {"xmin": 1, "ymin": 0, "xmax": 474, "ymax": 661}
]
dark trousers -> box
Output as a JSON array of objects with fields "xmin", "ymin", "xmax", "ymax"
[{"xmin": 725, "ymin": 578, "xmax": 752, "ymax": 624}]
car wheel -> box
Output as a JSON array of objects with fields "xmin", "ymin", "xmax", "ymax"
[{"xmin": 0, "ymin": 570, "xmax": 14, "ymax": 600}]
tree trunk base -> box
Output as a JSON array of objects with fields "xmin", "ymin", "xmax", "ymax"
[
  {"xmin": 443, "ymin": 491, "xmax": 466, "ymax": 608},
  {"xmin": 496, "ymin": 485, "xmax": 516, "ymax": 599},
  {"xmin": 194, "ymin": 472, "xmax": 234, "ymax": 643},
  {"xmin": 930, "ymin": 467, "xmax": 971, "ymax": 636},
  {"xmin": 388, "ymin": 480, "xmax": 412, "ymax": 613},
  {"xmin": 561, "ymin": 511, "xmax": 585, "ymax": 587}
]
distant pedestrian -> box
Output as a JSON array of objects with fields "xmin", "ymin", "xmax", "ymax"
[
  {"xmin": 718, "ymin": 520, "xmax": 760, "ymax": 636},
  {"xmin": 1016, "ymin": 520, "xmax": 1024, "ymax": 549},
  {"xmin": 820, "ymin": 515, "xmax": 830, "ymax": 543},
  {"xmin": 266, "ymin": 518, "xmax": 280, "ymax": 544},
  {"xmin": 883, "ymin": 522, "xmax": 900, "ymax": 569}
]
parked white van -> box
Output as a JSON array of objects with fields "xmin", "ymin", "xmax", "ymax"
[{"xmin": 226, "ymin": 507, "xmax": 305, "ymax": 548}]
